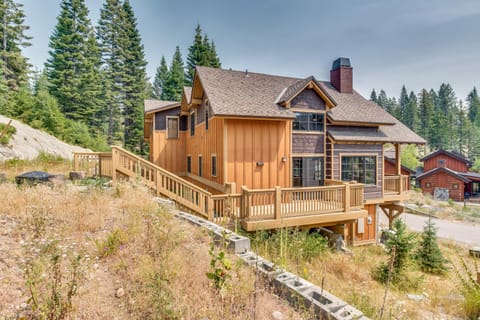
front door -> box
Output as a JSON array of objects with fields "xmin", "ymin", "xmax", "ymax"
[{"xmin": 293, "ymin": 157, "xmax": 324, "ymax": 187}]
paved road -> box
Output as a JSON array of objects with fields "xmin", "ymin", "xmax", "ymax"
[{"xmin": 379, "ymin": 213, "xmax": 480, "ymax": 246}]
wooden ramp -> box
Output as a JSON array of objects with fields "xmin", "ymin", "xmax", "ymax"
[{"xmin": 74, "ymin": 147, "xmax": 367, "ymax": 231}]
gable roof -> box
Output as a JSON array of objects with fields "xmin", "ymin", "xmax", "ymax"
[
  {"xmin": 193, "ymin": 66, "xmax": 426, "ymax": 144},
  {"xmin": 144, "ymin": 99, "xmax": 180, "ymax": 114},
  {"xmin": 276, "ymin": 76, "xmax": 337, "ymax": 107},
  {"xmin": 384, "ymin": 156, "xmax": 416, "ymax": 174},
  {"xmin": 420, "ymin": 149, "xmax": 471, "ymax": 166},
  {"xmin": 416, "ymin": 167, "xmax": 471, "ymax": 182}
]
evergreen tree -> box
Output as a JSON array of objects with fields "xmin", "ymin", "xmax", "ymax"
[
  {"xmin": 97, "ymin": 0, "xmax": 125, "ymax": 145},
  {"xmin": 415, "ymin": 218, "xmax": 446, "ymax": 274},
  {"xmin": 46, "ymin": 0, "xmax": 102, "ymax": 127},
  {"xmin": 398, "ymin": 85, "xmax": 409, "ymax": 121},
  {"xmin": 0, "ymin": 0, "xmax": 31, "ymax": 90},
  {"xmin": 153, "ymin": 55, "xmax": 168, "ymax": 99},
  {"xmin": 121, "ymin": 0, "xmax": 147, "ymax": 152},
  {"xmin": 404, "ymin": 91, "xmax": 418, "ymax": 131},
  {"xmin": 418, "ymin": 89, "xmax": 434, "ymax": 142},
  {"xmin": 186, "ymin": 24, "xmax": 221, "ymax": 84},
  {"xmin": 467, "ymin": 87, "xmax": 480, "ymax": 126},
  {"xmin": 374, "ymin": 219, "xmax": 416, "ymax": 284},
  {"xmin": 457, "ymin": 100, "xmax": 471, "ymax": 155},
  {"xmin": 162, "ymin": 46, "xmax": 185, "ymax": 101},
  {"xmin": 370, "ymin": 89, "xmax": 377, "ymax": 102}
]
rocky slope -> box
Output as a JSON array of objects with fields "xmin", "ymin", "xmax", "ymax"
[{"xmin": 0, "ymin": 115, "xmax": 88, "ymax": 161}]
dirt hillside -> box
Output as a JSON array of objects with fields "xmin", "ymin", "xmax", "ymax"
[{"xmin": 0, "ymin": 115, "xmax": 88, "ymax": 161}]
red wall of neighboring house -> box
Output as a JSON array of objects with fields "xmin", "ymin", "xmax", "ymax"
[
  {"xmin": 420, "ymin": 171, "xmax": 465, "ymax": 201},
  {"xmin": 383, "ymin": 159, "xmax": 411, "ymax": 190},
  {"xmin": 424, "ymin": 154, "xmax": 469, "ymax": 173}
]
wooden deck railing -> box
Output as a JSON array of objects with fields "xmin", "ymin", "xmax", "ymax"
[
  {"xmin": 73, "ymin": 147, "xmax": 369, "ymax": 229},
  {"xmin": 384, "ymin": 175, "xmax": 409, "ymax": 195},
  {"xmin": 73, "ymin": 152, "xmax": 113, "ymax": 177}
]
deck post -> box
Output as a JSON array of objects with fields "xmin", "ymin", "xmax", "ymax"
[
  {"xmin": 241, "ymin": 186, "xmax": 249, "ymax": 219},
  {"xmin": 398, "ymin": 175, "xmax": 403, "ymax": 194},
  {"xmin": 344, "ymin": 183, "xmax": 351, "ymax": 213},
  {"xmin": 226, "ymin": 182, "xmax": 236, "ymax": 194},
  {"xmin": 274, "ymin": 186, "xmax": 281, "ymax": 220},
  {"xmin": 395, "ymin": 143, "xmax": 402, "ymax": 175},
  {"xmin": 73, "ymin": 153, "xmax": 79, "ymax": 171},
  {"xmin": 111, "ymin": 148, "xmax": 117, "ymax": 182},
  {"xmin": 207, "ymin": 196, "xmax": 214, "ymax": 221},
  {"xmin": 156, "ymin": 170, "xmax": 161, "ymax": 196}
]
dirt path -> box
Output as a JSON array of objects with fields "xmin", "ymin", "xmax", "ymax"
[{"xmin": 380, "ymin": 212, "xmax": 480, "ymax": 245}]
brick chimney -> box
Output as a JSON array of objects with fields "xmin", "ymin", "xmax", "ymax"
[{"xmin": 330, "ymin": 57, "xmax": 353, "ymax": 94}]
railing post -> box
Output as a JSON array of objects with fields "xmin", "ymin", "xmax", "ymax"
[
  {"xmin": 111, "ymin": 148, "xmax": 117, "ymax": 182},
  {"xmin": 226, "ymin": 182, "xmax": 236, "ymax": 194},
  {"xmin": 274, "ymin": 186, "xmax": 281, "ymax": 220},
  {"xmin": 207, "ymin": 196, "xmax": 214, "ymax": 221},
  {"xmin": 241, "ymin": 186, "xmax": 249, "ymax": 219},
  {"xmin": 73, "ymin": 153, "xmax": 79, "ymax": 171},
  {"xmin": 156, "ymin": 170, "xmax": 161, "ymax": 195},
  {"xmin": 344, "ymin": 182, "xmax": 350, "ymax": 213},
  {"xmin": 398, "ymin": 175, "xmax": 403, "ymax": 195}
]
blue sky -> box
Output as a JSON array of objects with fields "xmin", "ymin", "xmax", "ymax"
[{"xmin": 19, "ymin": 0, "xmax": 480, "ymax": 100}]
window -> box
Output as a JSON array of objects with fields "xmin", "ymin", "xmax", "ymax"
[
  {"xmin": 211, "ymin": 155, "xmax": 217, "ymax": 177},
  {"xmin": 425, "ymin": 182, "xmax": 431, "ymax": 188},
  {"xmin": 187, "ymin": 156, "xmax": 191, "ymax": 173},
  {"xmin": 190, "ymin": 112, "xmax": 195, "ymax": 136},
  {"xmin": 438, "ymin": 159, "xmax": 446, "ymax": 167},
  {"xmin": 293, "ymin": 157, "xmax": 323, "ymax": 187},
  {"xmin": 205, "ymin": 108, "xmax": 209, "ymax": 131},
  {"xmin": 292, "ymin": 112, "xmax": 324, "ymax": 132},
  {"xmin": 341, "ymin": 156, "xmax": 376, "ymax": 185},
  {"xmin": 453, "ymin": 183, "xmax": 459, "ymax": 189},
  {"xmin": 198, "ymin": 156, "xmax": 203, "ymax": 177},
  {"xmin": 166, "ymin": 117, "xmax": 179, "ymax": 139}
]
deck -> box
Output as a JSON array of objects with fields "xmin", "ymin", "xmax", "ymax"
[{"xmin": 73, "ymin": 147, "xmax": 407, "ymax": 231}]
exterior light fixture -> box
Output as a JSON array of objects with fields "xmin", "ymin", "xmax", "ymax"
[{"xmin": 256, "ymin": 161, "xmax": 264, "ymax": 167}]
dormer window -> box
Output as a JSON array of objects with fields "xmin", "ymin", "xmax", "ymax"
[{"xmin": 293, "ymin": 112, "xmax": 324, "ymax": 132}]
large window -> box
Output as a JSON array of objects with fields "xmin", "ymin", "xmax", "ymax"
[
  {"xmin": 341, "ymin": 156, "xmax": 377, "ymax": 185},
  {"xmin": 293, "ymin": 112, "xmax": 324, "ymax": 131},
  {"xmin": 190, "ymin": 112, "xmax": 195, "ymax": 136},
  {"xmin": 166, "ymin": 116, "xmax": 179, "ymax": 139}
]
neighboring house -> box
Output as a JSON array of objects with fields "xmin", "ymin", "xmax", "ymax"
[
  {"xmin": 417, "ymin": 149, "xmax": 480, "ymax": 201},
  {"xmin": 144, "ymin": 58, "xmax": 425, "ymax": 245},
  {"xmin": 384, "ymin": 156, "xmax": 415, "ymax": 190}
]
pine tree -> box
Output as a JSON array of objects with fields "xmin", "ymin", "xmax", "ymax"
[
  {"xmin": 398, "ymin": 85, "xmax": 409, "ymax": 121},
  {"xmin": 153, "ymin": 55, "xmax": 168, "ymax": 99},
  {"xmin": 415, "ymin": 218, "xmax": 446, "ymax": 274},
  {"xmin": 186, "ymin": 24, "xmax": 221, "ymax": 84},
  {"xmin": 46, "ymin": 0, "xmax": 102, "ymax": 127},
  {"xmin": 418, "ymin": 89, "xmax": 434, "ymax": 142},
  {"xmin": 162, "ymin": 46, "xmax": 185, "ymax": 101},
  {"xmin": 121, "ymin": 0, "xmax": 147, "ymax": 152},
  {"xmin": 374, "ymin": 219, "xmax": 416, "ymax": 284},
  {"xmin": 370, "ymin": 89, "xmax": 377, "ymax": 102},
  {"xmin": 467, "ymin": 87, "xmax": 480, "ymax": 126},
  {"xmin": 0, "ymin": 0, "xmax": 31, "ymax": 90},
  {"xmin": 404, "ymin": 91, "xmax": 418, "ymax": 131},
  {"xmin": 97, "ymin": 0, "xmax": 125, "ymax": 145}
]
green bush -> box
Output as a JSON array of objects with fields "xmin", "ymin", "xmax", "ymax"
[{"xmin": 0, "ymin": 123, "xmax": 16, "ymax": 145}]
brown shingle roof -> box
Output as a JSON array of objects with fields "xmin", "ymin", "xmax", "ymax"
[
  {"xmin": 417, "ymin": 167, "xmax": 470, "ymax": 182},
  {"xmin": 420, "ymin": 149, "xmax": 471, "ymax": 165},
  {"xmin": 144, "ymin": 99, "xmax": 180, "ymax": 114},
  {"xmin": 194, "ymin": 66, "xmax": 426, "ymax": 144}
]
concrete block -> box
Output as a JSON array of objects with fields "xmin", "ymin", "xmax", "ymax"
[
  {"xmin": 301, "ymin": 287, "xmax": 347, "ymax": 315},
  {"xmin": 331, "ymin": 305, "xmax": 364, "ymax": 320}
]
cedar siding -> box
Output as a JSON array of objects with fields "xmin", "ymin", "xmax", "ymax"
[
  {"xmin": 225, "ymin": 118, "xmax": 291, "ymax": 193},
  {"xmin": 420, "ymin": 171, "xmax": 465, "ymax": 201},
  {"xmin": 423, "ymin": 153, "xmax": 469, "ymax": 172}
]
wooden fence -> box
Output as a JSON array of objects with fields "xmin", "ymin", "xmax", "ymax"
[{"xmin": 384, "ymin": 175, "xmax": 409, "ymax": 195}]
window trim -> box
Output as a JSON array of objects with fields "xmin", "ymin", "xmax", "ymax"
[
  {"xmin": 340, "ymin": 153, "xmax": 378, "ymax": 186},
  {"xmin": 292, "ymin": 110, "xmax": 325, "ymax": 133},
  {"xmin": 190, "ymin": 111, "xmax": 195, "ymax": 136},
  {"xmin": 211, "ymin": 154, "xmax": 217, "ymax": 177},
  {"xmin": 198, "ymin": 155, "xmax": 203, "ymax": 177},
  {"xmin": 166, "ymin": 116, "xmax": 179, "ymax": 139}
]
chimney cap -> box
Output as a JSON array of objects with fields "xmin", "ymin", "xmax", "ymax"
[{"xmin": 332, "ymin": 57, "xmax": 351, "ymax": 70}]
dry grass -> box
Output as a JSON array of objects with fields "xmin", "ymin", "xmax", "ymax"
[
  {"xmin": 254, "ymin": 231, "xmax": 478, "ymax": 319},
  {"xmin": 0, "ymin": 175, "xmax": 304, "ymax": 319}
]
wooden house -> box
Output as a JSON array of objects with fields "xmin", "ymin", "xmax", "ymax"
[
  {"xmin": 144, "ymin": 58, "xmax": 425, "ymax": 245},
  {"xmin": 417, "ymin": 149, "xmax": 480, "ymax": 201}
]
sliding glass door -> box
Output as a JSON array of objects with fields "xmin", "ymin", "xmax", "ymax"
[{"xmin": 293, "ymin": 157, "xmax": 324, "ymax": 187}]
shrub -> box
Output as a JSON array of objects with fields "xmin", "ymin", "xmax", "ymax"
[
  {"xmin": 94, "ymin": 229, "xmax": 128, "ymax": 258},
  {"xmin": 0, "ymin": 123, "xmax": 16, "ymax": 145}
]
